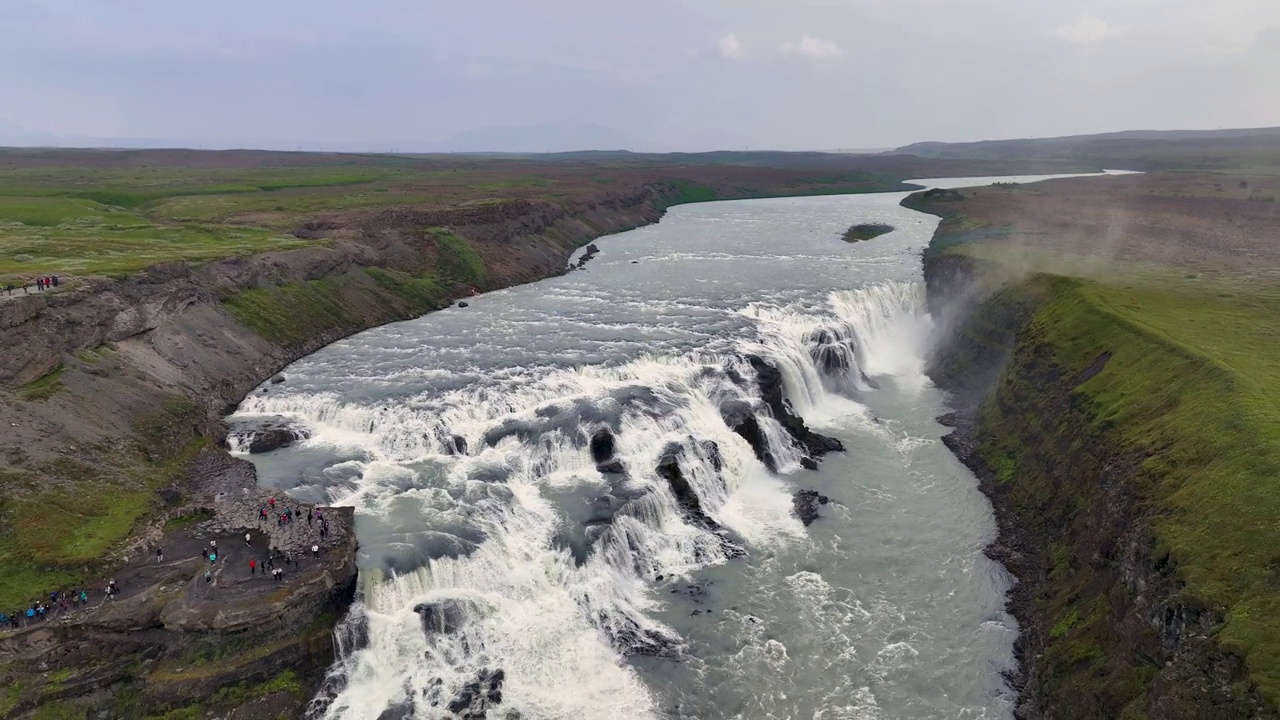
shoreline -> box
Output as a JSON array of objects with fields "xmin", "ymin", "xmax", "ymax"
[
  {"xmin": 909, "ymin": 174, "xmax": 1278, "ymax": 717},
  {"xmin": 0, "ymin": 185, "xmax": 679, "ymax": 718}
]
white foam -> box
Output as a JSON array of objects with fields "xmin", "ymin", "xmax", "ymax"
[{"xmin": 229, "ymin": 281, "xmax": 929, "ymax": 719}]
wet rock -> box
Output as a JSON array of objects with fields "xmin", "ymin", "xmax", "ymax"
[
  {"xmin": 719, "ymin": 400, "xmax": 779, "ymax": 472},
  {"xmin": 655, "ymin": 442, "xmax": 745, "ymax": 560},
  {"xmin": 414, "ymin": 599, "xmax": 469, "ymax": 636},
  {"xmin": 448, "ymin": 668, "xmax": 505, "ymax": 717},
  {"xmin": 376, "ymin": 700, "xmax": 415, "ymax": 720},
  {"xmin": 746, "ymin": 355, "xmax": 844, "ymax": 458},
  {"xmin": 701, "ymin": 440, "xmax": 724, "ymax": 472},
  {"xmin": 792, "ymin": 490, "xmax": 823, "ymax": 526},
  {"xmin": 800, "ymin": 457, "xmax": 819, "ymax": 471},
  {"xmin": 656, "ymin": 445, "xmax": 702, "ymax": 516},
  {"xmin": 444, "ymin": 434, "xmax": 468, "ymax": 456},
  {"xmin": 596, "ymin": 458, "xmax": 626, "ymax": 475},
  {"xmin": 270, "ymin": 374, "xmax": 286, "ymax": 384},
  {"xmin": 458, "ymin": 301, "xmax": 469, "ymax": 308},
  {"xmin": 247, "ymin": 426, "xmax": 305, "ymax": 454},
  {"xmin": 574, "ymin": 243, "xmax": 602, "ymax": 269},
  {"xmin": 936, "ymin": 412, "xmax": 959, "ymax": 427},
  {"xmin": 806, "ymin": 328, "xmax": 855, "ymax": 374},
  {"xmin": 606, "ymin": 615, "xmax": 681, "ymax": 658},
  {"xmin": 590, "ymin": 429, "xmax": 616, "ymax": 464}
]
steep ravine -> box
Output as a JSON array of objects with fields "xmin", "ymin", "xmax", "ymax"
[{"xmin": 914, "ymin": 196, "xmax": 1273, "ymax": 718}]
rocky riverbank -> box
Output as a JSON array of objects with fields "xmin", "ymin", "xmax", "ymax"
[
  {"xmin": 909, "ymin": 177, "xmax": 1279, "ymax": 718},
  {"xmin": 0, "ymin": 185, "xmax": 685, "ymax": 718}
]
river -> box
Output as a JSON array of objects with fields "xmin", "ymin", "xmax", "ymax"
[{"xmin": 229, "ymin": 172, "xmax": 1112, "ymax": 720}]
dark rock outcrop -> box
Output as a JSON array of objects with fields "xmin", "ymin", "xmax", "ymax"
[
  {"xmin": 590, "ymin": 429, "xmax": 616, "ymax": 464},
  {"xmin": 745, "ymin": 355, "xmax": 844, "ymax": 458},
  {"xmin": 246, "ymin": 425, "xmax": 308, "ymax": 454},
  {"xmin": 656, "ymin": 446, "xmax": 703, "ymax": 518},
  {"xmin": 806, "ymin": 328, "xmax": 854, "ymax": 374},
  {"xmin": 842, "ymin": 222, "xmax": 895, "ymax": 242},
  {"xmin": 444, "ymin": 434, "xmax": 469, "ymax": 456},
  {"xmin": 654, "ymin": 442, "xmax": 744, "ymax": 560},
  {"xmin": 791, "ymin": 490, "xmax": 829, "ymax": 526},
  {"xmin": 573, "ymin": 243, "xmax": 601, "ymax": 269},
  {"xmin": 719, "ymin": 400, "xmax": 779, "ymax": 472},
  {"xmin": 448, "ymin": 668, "xmax": 505, "ymax": 718},
  {"xmin": 596, "ymin": 458, "xmax": 626, "ymax": 475},
  {"xmin": 414, "ymin": 599, "xmax": 470, "ymax": 636}
]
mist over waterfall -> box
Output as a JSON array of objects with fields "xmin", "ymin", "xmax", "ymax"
[{"xmin": 231, "ymin": 180, "xmax": 1073, "ymax": 719}]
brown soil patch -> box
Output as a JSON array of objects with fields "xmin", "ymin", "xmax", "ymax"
[{"xmin": 955, "ymin": 172, "xmax": 1280, "ymax": 278}]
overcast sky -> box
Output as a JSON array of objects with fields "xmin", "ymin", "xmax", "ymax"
[{"xmin": 3, "ymin": 0, "xmax": 1278, "ymax": 151}]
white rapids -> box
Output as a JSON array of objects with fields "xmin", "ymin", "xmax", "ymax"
[{"xmin": 229, "ymin": 172, "xmax": 1124, "ymax": 720}]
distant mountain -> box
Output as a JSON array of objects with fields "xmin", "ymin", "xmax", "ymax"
[
  {"xmin": 0, "ymin": 119, "xmax": 195, "ymax": 150},
  {"xmin": 893, "ymin": 127, "xmax": 1280, "ymax": 159},
  {"xmin": 432, "ymin": 123, "xmax": 646, "ymax": 153}
]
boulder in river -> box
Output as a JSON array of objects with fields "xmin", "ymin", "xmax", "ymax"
[
  {"xmin": 719, "ymin": 400, "xmax": 778, "ymax": 472},
  {"xmin": 270, "ymin": 374, "xmax": 286, "ymax": 384},
  {"xmin": 746, "ymin": 355, "xmax": 844, "ymax": 458},
  {"xmin": 842, "ymin": 222, "xmax": 895, "ymax": 242},
  {"xmin": 656, "ymin": 445, "xmax": 702, "ymax": 515},
  {"xmin": 244, "ymin": 420, "xmax": 309, "ymax": 454},
  {"xmin": 792, "ymin": 490, "xmax": 823, "ymax": 526},
  {"xmin": 590, "ymin": 428, "xmax": 616, "ymax": 464},
  {"xmin": 596, "ymin": 458, "xmax": 627, "ymax": 475},
  {"xmin": 414, "ymin": 599, "xmax": 470, "ymax": 636},
  {"xmin": 458, "ymin": 301, "xmax": 469, "ymax": 308},
  {"xmin": 443, "ymin": 434, "xmax": 468, "ymax": 456},
  {"xmin": 447, "ymin": 668, "xmax": 505, "ymax": 717}
]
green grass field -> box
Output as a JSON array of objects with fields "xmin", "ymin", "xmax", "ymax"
[
  {"xmin": 925, "ymin": 173, "xmax": 1280, "ymax": 710},
  {"xmin": 0, "ymin": 148, "xmax": 1096, "ymax": 279},
  {"xmin": 1036, "ymin": 275, "xmax": 1280, "ymax": 699},
  {"xmin": 0, "ymin": 165, "xmax": 406, "ymax": 275}
]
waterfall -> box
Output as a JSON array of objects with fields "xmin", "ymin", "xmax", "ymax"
[{"xmin": 229, "ymin": 280, "xmax": 930, "ymax": 720}]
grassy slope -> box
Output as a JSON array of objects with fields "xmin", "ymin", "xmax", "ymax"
[
  {"xmin": 923, "ymin": 184, "xmax": 1280, "ymax": 708},
  {"xmin": 0, "ymin": 396, "xmax": 206, "ymax": 609},
  {"xmin": 0, "ymin": 149, "xmax": 1093, "ymax": 278}
]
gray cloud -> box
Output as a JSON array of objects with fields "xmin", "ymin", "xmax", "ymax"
[{"xmin": 1, "ymin": 0, "xmax": 1277, "ymax": 151}]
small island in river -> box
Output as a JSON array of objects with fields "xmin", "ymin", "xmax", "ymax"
[{"xmin": 842, "ymin": 222, "xmax": 894, "ymax": 242}]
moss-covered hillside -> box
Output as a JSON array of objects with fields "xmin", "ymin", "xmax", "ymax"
[{"xmin": 911, "ymin": 172, "xmax": 1280, "ymax": 717}]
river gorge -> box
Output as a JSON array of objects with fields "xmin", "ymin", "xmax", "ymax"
[{"xmin": 229, "ymin": 173, "xmax": 1110, "ymax": 720}]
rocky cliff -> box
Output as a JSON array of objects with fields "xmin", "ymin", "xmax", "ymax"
[
  {"xmin": 913, "ymin": 189, "xmax": 1274, "ymax": 718},
  {"xmin": 0, "ymin": 185, "xmax": 677, "ymax": 718}
]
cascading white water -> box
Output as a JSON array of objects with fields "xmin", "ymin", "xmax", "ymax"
[{"xmin": 231, "ymin": 281, "xmax": 930, "ymax": 720}]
